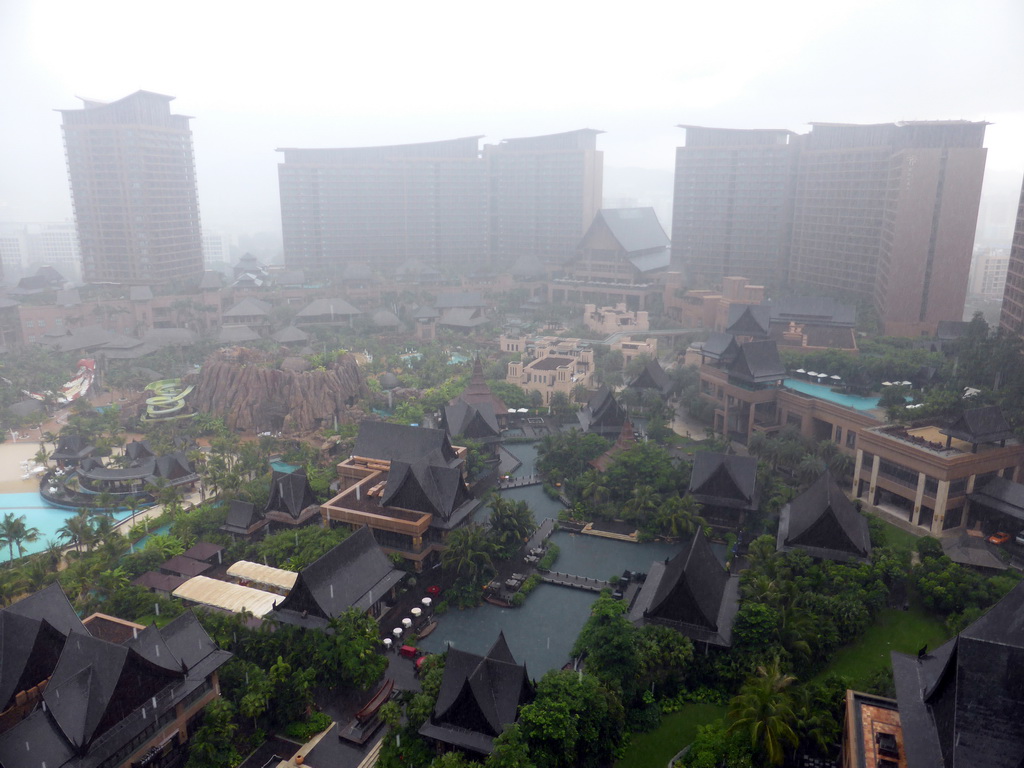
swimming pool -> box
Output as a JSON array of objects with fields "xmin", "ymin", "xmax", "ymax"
[
  {"xmin": 0, "ymin": 492, "xmax": 135, "ymax": 563},
  {"xmin": 783, "ymin": 378, "xmax": 883, "ymax": 411}
]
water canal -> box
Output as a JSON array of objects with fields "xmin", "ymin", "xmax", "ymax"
[{"xmin": 425, "ymin": 440, "xmax": 716, "ymax": 673}]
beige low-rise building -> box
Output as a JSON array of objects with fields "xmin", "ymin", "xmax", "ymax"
[{"xmin": 503, "ymin": 335, "xmax": 595, "ymax": 404}]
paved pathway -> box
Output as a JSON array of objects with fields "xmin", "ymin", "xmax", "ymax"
[{"xmin": 540, "ymin": 570, "xmax": 612, "ymax": 593}]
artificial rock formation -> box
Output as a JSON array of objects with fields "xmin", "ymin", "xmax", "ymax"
[{"xmin": 189, "ymin": 348, "xmax": 368, "ymax": 433}]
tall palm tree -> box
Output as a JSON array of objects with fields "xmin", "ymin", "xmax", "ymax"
[
  {"xmin": 727, "ymin": 657, "xmax": 799, "ymax": 766},
  {"xmin": 488, "ymin": 496, "xmax": 536, "ymax": 557},
  {"xmin": 57, "ymin": 510, "xmax": 93, "ymax": 553},
  {"xmin": 579, "ymin": 471, "xmax": 609, "ymax": 513},
  {"xmin": 623, "ymin": 485, "xmax": 660, "ymax": 525},
  {"xmin": 0, "ymin": 513, "xmax": 41, "ymax": 567},
  {"xmin": 441, "ymin": 524, "xmax": 496, "ymax": 591},
  {"xmin": 659, "ymin": 495, "xmax": 706, "ymax": 538}
]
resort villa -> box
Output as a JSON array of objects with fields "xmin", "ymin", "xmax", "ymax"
[
  {"xmin": 698, "ymin": 336, "xmax": 1024, "ymax": 537},
  {"xmin": 319, "ymin": 422, "xmax": 480, "ymax": 570}
]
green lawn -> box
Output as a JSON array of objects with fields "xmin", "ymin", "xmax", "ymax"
[
  {"xmin": 867, "ymin": 513, "xmax": 922, "ymax": 555},
  {"xmin": 616, "ymin": 703, "xmax": 727, "ymax": 768},
  {"xmin": 811, "ymin": 604, "xmax": 950, "ymax": 688}
]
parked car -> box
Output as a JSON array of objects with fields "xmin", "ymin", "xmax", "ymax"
[{"xmin": 988, "ymin": 531, "xmax": 1011, "ymax": 545}]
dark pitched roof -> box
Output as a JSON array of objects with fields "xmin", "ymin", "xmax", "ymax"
[
  {"xmin": 577, "ymin": 386, "xmax": 627, "ymax": 436},
  {"xmin": 777, "ymin": 471, "xmax": 871, "ymax": 562},
  {"xmin": 265, "ymin": 469, "xmax": 317, "ymax": 519},
  {"xmin": 295, "ymin": 297, "xmax": 362, "ymax": 320},
  {"xmin": 271, "ymin": 325, "xmax": 310, "ymax": 343},
  {"xmin": 182, "ymin": 542, "xmax": 224, "ymax": 563},
  {"xmin": 132, "ymin": 571, "xmax": 189, "ymax": 593},
  {"xmin": 271, "ymin": 527, "xmax": 404, "ymax": 626},
  {"xmin": 628, "ymin": 532, "xmax": 740, "ymax": 647},
  {"xmin": 354, "ymin": 421, "xmax": 460, "ymax": 468},
  {"xmin": 380, "ymin": 458, "xmax": 475, "ymax": 523},
  {"xmin": 941, "ymin": 533, "xmax": 1007, "ymax": 571},
  {"xmin": 124, "ymin": 439, "xmax": 156, "ymax": 462},
  {"xmin": 689, "ymin": 452, "xmax": 758, "ymax": 510},
  {"xmin": 941, "ymin": 406, "xmax": 1015, "ymax": 445},
  {"xmin": 628, "ymin": 358, "xmax": 672, "ymax": 396},
  {"xmin": 42, "ymin": 627, "xmax": 183, "ymax": 751},
  {"xmin": 0, "ymin": 583, "xmax": 87, "ymax": 711},
  {"xmin": 220, "ymin": 499, "xmax": 266, "ymax": 534},
  {"xmin": 456, "ymin": 357, "xmax": 508, "ymax": 414},
  {"xmin": 421, "ymin": 632, "xmax": 533, "ymax": 755},
  {"xmin": 222, "ymin": 297, "xmax": 271, "ymax": 317},
  {"xmin": 726, "ymin": 304, "xmax": 770, "ymax": 337},
  {"xmin": 969, "ymin": 476, "xmax": 1024, "ymax": 523},
  {"xmin": 443, "ymin": 401, "xmax": 500, "ymax": 441},
  {"xmin": 590, "ymin": 419, "xmax": 636, "ymax": 472},
  {"xmin": 727, "ymin": 340, "xmax": 786, "ymax": 385},
  {"xmin": 51, "ymin": 433, "xmax": 95, "ymax": 461},
  {"xmin": 699, "ymin": 332, "xmax": 739, "ymax": 364},
  {"xmin": 160, "ymin": 555, "xmax": 214, "ymax": 578},
  {"xmin": 766, "ymin": 296, "xmax": 856, "ymax": 327},
  {"xmin": 217, "ymin": 324, "xmax": 262, "ymax": 343},
  {"xmin": 892, "ymin": 581, "xmax": 1024, "ymax": 768},
  {"xmin": 593, "ymin": 208, "xmax": 670, "ymax": 254}
]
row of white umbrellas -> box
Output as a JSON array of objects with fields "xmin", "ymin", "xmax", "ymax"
[
  {"xmin": 387, "ymin": 597, "xmax": 433, "ymax": 641},
  {"xmin": 794, "ymin": 369, "xmax": 841, "ymax": 381}
]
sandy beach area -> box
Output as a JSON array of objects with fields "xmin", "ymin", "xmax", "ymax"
[{"xmin": 0, "ymin": 440, "xmax": 46, "ymax": 493}]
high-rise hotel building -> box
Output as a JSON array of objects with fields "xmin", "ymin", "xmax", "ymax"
[
  {"xmin": 59, "ymin": 91, "xmax": 204, "ymax": 285},
  {"xmin": 486, "ymin": 129, "xmax": 603, "ymax": 267},
  {"xmin": 278, "ymin": 137, "xmax": 488, "ymax": 276},
  {"xmin": 998, "ymin": 177, "xmax": 1024, "ymax": 336},
  {"xmin": 671, "ymin": 126, "xmax": 798, "ymax": 290},
  {"xmin": 278, "ymin": 130, "xmax": 602, "ymax": 275},
  {"xmin": 672, "ymin": 121, "xmax": 988, "ymax": 337}
]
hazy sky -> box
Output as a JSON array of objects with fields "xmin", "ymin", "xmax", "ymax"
[{"xmin": 2, "ymin": 0, "xmax": 1022, "ymax": 241}]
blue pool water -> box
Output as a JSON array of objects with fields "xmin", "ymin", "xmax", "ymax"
[
  {"xmin": 783, "ymin": 378, "xmax": 883, "ymax": 411},
  {"xmin": 270, "ymin": 460, "xmax": 301, "ymax": 474},
  {"xmin": 449, "ymin": 353, "xmax": 469, "ymax": 365},
  {"xmin": 0, "ymin": 492, "xmax": 135, "ymax": 563}
]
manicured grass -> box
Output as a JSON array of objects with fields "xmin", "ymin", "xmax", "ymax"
[
  {"xmin": 616, "ymin": 703, "xmax": 727, "ymax": 768},
  {"xmin": 810, "ymin": 604, "xmax": 950, "ymax": 689},
  {"xmin": 867, "ymin": 513, "xmax": 922, "ymax": 555}
]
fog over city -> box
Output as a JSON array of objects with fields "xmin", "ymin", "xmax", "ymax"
[{"xmin": 2, "ymin": 0, "xmax": 1023, "ymax": 241}]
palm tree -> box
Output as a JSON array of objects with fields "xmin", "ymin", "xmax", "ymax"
[
  {"xmin": 57, "ymin": 510, "xmax": 93, "ymax": 553},
  {"xmin": 796, "ymin": 455, "xmax": 826, "ymax": 487},
  {"xmin": 659, "ymin": 496, "xmax": 706, "ymax": 538},
  {"xmin": 0, "ymin": 513, "xmax": 41, "ymax": 567},
  {"xmin": 623, "ymin": 485, "xmax": 660, "ymax": 525},
  {"xmin": 441, "ymin": 524, "xmax": 496, "ymax": 592},
  {"xmin": 488, "ymin": 496, "xmax": 536, "ymax": 557},
  {"xmin": 727, "ymin": 657, "xmax": 799, "ymax": 766},
  {"xmin": 579, "ymin": 471, "xmax": 609, "ymax": 514}
]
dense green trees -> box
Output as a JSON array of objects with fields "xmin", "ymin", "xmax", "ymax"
[
  {"xmin": 727, "ymin": 659, "xmax": 798, "ymax": 767},
  {"xmin": 0, "ymin": 512, "xmax": 40, "ymax": 566},
  {"xmin": 488, "ymin": 496, "xmax": 537, "ymax": 558},
  {"xmin": 441, "ymin": 524, "xmax": 498, "ymax": 606}
]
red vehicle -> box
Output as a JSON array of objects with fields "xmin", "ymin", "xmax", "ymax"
[{"xmin": 988, "ymin": 531, "xmax": 1011, "ymax": 545}]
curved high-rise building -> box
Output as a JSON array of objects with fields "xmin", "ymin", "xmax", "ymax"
[{"xmin": 60, "ymin": 91, "xmax": 203, "ymax": 285}]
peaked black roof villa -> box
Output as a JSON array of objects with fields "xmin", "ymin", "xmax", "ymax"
[
  {"xmin": 725, "ymin": 304, "xmax": 771, "ymax": 338},
  {"xmin": 628, "ymin": 531, "xmax": 740, "ymax": 649},
  {"xmin": 688, "ymin": 452, "xmax": 759, "ymax": 530},
  {"xmin": 264, "ymin": 469, "xmax": 319, "ymax": 528},
  {"xmin": 577, "ymin": 386, "xmax": 627, "ymax": 439},
  {"xmin": 941, "ymin": 405, "xmax": 1015, "ymax": 451},
  {"xmin": 419, "ymin": 633, "xmax": 534, "ymax": 755},
  {"xmin": 270, "ymin": 527, "xmax": 405, "ymax": 627},
  {"xmin": 892, "ymin": 580, "xmax": 1024, "ymax": 768},
  {"xmin": 0, "ymin": 583, "xmax": 230, "ymax": 768},
  {"xmin": 777, "ymin": 470, "xmax": 871, "ymax": 563},
  {"xmin": 321, "ymin": 421, "xmax": 479, "ymax": 569},
  {"xmin": 626, "ymin": 357, "xmax": 674, "ymax": 399}
]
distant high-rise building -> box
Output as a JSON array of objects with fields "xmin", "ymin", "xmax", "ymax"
[
  {"xmin": 278, "ymin": 137, "xmax": 488, "ymax": 275},
  {"xmin": 485, "ymin": 129, "xmax": 603, "ymax": 266},
  {"xmin": 791, "ymin": 122, "xmax": 986, "ymax": 337},
  {"xmin": 60, "ymin": 91, "xmax": 204, "ymax": 285},
  {"xmin": 672, "ymin": 121, "xmax": 987, "ymax": 337},
  {"xmin": 278, "ymin": 130, "xmax": 602, "ymax": 275},
  {"xmin": 998, "ymin": 177, "xmax": 1024, "ymax": 336},
  {"xmin": 671, "ymin": 126, "xmax": 797, "ymax": 289},
  {"xmin": 0, "ymin": 222, "xmax": 81, "ymax": 284}
]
